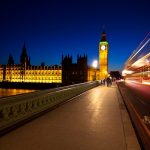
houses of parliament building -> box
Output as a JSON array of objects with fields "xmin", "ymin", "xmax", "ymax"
[{"xmin": 0, "ymin": 32, "xmax": 109, "ymax": 85}]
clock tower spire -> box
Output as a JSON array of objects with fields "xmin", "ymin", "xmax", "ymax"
[{"xmin": 99, "ymin": 31, "xmax": 109, "ymax": 79}]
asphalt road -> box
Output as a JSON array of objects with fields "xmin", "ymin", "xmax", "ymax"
[
  {"xmin": 117, "ymin": 81, "xmax": 150, "ymax": 149},
  {"xmin": 124, "ymin": 82, "xmax": 150, "ymax": 117}
]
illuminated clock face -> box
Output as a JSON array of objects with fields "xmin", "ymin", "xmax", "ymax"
[{"xmin": 101, "ymin": 45, "xmax": 106, "ymax": 50}]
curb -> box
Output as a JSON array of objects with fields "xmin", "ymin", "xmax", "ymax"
[{"xmin": 116, "ymin": 86, "xmax": 141, "ymax": 150}]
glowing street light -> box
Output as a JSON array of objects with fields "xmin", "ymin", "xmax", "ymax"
[
  {"xmin": 92, "ymin": 60, "xmax": 98, "ymax": 68},
  {"xmin": 92, "ymin": 60, "xmax": 98, "ymax": 81}
]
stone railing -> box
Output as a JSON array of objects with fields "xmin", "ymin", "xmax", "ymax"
[{"xmin": 0, "ymin": 81, "xmax": 99, "ymax": 135}]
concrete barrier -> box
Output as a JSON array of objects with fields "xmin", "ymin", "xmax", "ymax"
[{"xmin": 0, "ymin": 81, "xmax": 99, "ymax": 135}]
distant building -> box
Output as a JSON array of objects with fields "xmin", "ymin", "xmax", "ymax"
[
  {"xmin": 88, "ymin": 67, "xmax": 99, "ymax": 81},
  {"xmin": 0, "ymin": 44, "xmax": 62, "ymax": 83},
  {"xmin": 20, "ymin": 43, "xmax": 30, "ymax": 67},
  {"xmin": 62, "ymin": 54, "xmax": 88, "ymax": 85},
  {"xmin": 99, "ymin": 31, "xmax": 109, "ymax": 79},
  {"xmin": 0, "ymin": 64, "xmax": 62, "ymax": 83},
  {"xmin": 110, "ymin": 71, "xmax": 122, "ymax": 80},
  {"xmin": 0, "ymin": 32, "xmax": 109, "ymax": 85}
]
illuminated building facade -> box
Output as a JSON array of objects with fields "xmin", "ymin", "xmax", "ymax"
[
  {"xmin": 0, "ymin": 65, "xmax": 3, "ymax": 81},
  {"xmin": 0, "ymin": 44, "xmax": 96, "ymax": 85},
  {"xmin": 122, "ymin": 32, "xmax": 150, "ymax": 85},
  {"xmin": 0, "ymin": 32, "xmax": 107, "ymax": 85},
  {"xmin": 0, "ymin": 44, "xmax": 62, "ymax": 83},
  {"xmin": 99, "ymin": 31, "xmax": 109, "ymax": 79},
  {"xmin": 87, "ymin": 68, "xmax": 99, "ymax": 81},
  {"xmin": 0, "ymin": 65, "xmax": 62, "ymax": 83}
]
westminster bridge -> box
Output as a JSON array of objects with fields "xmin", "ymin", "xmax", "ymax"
[{"xmin": 1, "ymin": 81, "xmax": 148, "ymax": 150}]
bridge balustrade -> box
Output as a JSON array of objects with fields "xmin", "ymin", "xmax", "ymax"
[{"xmin": 0, "ymin": 81, "xmax": 99, "ymax": 135}]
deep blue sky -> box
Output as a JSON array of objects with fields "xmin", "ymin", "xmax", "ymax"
[{"xmin": 0, "ymin": 0, "xmax": 150, "ymax": 71}]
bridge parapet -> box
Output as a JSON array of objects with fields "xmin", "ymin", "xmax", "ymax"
[{"xmin": 0, "ymin": 81, "xmax": 99, "ymax": 135}]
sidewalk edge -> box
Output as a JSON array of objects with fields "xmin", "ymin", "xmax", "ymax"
[{"xmin": 116, "ymin": 86, "xmax": 141, "ymax": 150}]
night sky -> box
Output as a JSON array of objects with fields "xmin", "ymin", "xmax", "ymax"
[{"xmin": 0, "ymin": 0, "xmax": 150, "ymax": 71}]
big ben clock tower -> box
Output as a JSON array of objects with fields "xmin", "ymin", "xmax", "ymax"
[{"xmin": 99, "ymin": 31, "xmax": 109, "ymax": 79}]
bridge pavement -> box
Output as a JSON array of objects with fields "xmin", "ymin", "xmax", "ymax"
[{"xmin": 0, "ymin": 83, "xmax": 140, "ymax": 150}]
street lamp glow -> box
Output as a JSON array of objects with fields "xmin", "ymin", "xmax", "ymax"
[{"xmin": 92, "ymin": 60, "xmax": 98, "ymax": 68}]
